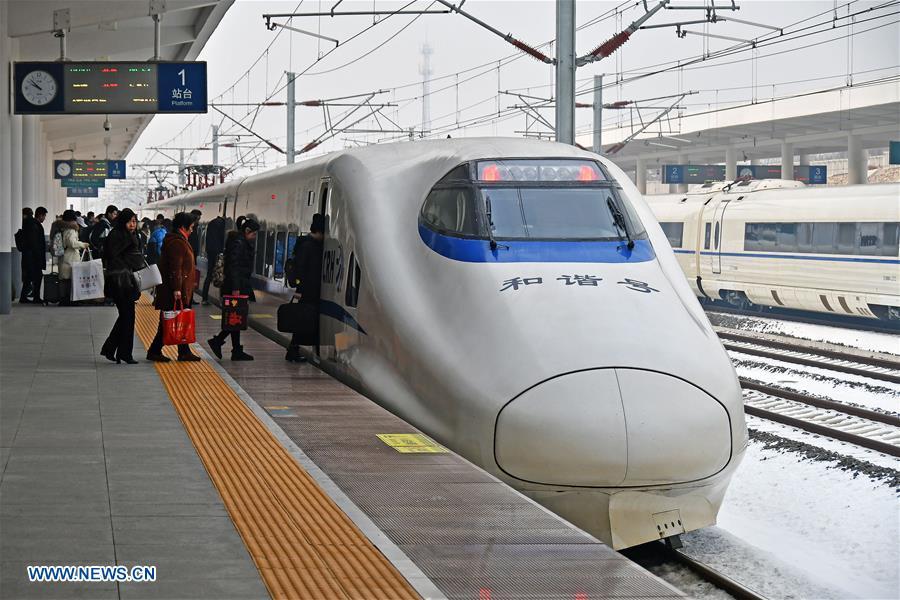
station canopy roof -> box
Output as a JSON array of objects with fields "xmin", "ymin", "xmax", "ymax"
[
  {"xmin": 584, "ymin": 84, "xmax": 900, "ymax": 171},
  {"xmin": 7, "ymin": 0, "xmax": 233, "ymax": 159}
]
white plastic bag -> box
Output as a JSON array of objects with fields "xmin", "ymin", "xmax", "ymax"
[{"xmin": 71, "ymin": 249, "xmax": 105, "ymax": 301}]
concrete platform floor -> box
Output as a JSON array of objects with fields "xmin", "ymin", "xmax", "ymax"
[{"xmin": 0, "ymin": 302, "xmax": 268, "ymax": 600}]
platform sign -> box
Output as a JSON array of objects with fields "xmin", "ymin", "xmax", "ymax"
[
  {"xmin": 890, "ymin": 141, "xmax": 900, "ymax": 165},
  {"xmin": 14, "ymin": 61, "xmax": 207, "ymax": 114},
  {"xmin": 662, "ymin": 165, "xmax": 725, "ymax": 184},
  {"xmin": 61, "ymin": 177, "xmax": 105, "ymax": 188},
  {"xmin": 663, "ymin": 164, "xmax": 827, "ymax": 184},
  {"xmin": 67, "ymin": 186, "xmax": 100, "ymax": 198},
  {"xmin": 54, "ymin": 159, "xmax": 126, "ymax": 179}
]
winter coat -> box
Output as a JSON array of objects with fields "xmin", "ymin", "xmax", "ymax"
[
  {"xmin": 153, "ymin": 232, "xmax": 195, "ymax": 310},
  {"xmin": 146, "ymin": 226, "xmax": 167, "ymax": 264},
  {"xmin": 103, "ymin": 228, "xmax": 146, "ymax": 301},
  {"xmin": 59, "ymin": 222, "xmax": 89, "ymax": 280},
  {"xmin": 292, "ymin": 234, "xmax": 323, "ymax": 301},
  {"xmin": 204, "ymin": 216, "xmax": 226, "ymax": 258},
  {"xmin": 221, "ymin": 231, "xmax": 254, "ymax": 296},
  {"xmin": 20, "ymin": 216, "xmax": 46, "ymax": 272},
  {"xmin": 188, "ymin": 229, "xmax": 200, "ymax": 264},
  {"xmin": 89, "ymin": 217, "xmax": 113, "ymax": 257}
]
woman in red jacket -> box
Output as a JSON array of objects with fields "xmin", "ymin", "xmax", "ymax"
[{"xmin": 146, "ymin": 212, "xmax": 201, "ymax": 362}]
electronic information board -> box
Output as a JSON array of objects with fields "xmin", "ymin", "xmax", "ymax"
[
  {"xmin": 663, "ymin": 164, "xmax": 826, "ymax": 184},
  {"xmin": 54, "ymin": 160, "xmax": 126, "ymax": 180},
  {"xmin": 61, "ymin": 177, "xmax": 105, "ymax": 188},
  {"xmin": 14, "ymin": 62, "xmax": 207, "ymax": 115}
]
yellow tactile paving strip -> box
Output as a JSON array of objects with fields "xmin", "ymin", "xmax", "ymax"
[{"xmin": 134, "ymin": 295, "xmax": 420, "ymax": 600}]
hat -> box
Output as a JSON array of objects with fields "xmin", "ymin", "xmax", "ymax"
[{"xmin": 310, "ymin": 213, "xmax": 325, "ymax": 233}]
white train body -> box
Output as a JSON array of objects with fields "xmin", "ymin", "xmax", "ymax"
[
  {"xmin": 645, "ymin": 181, "xmax": 900, "ymax": 321},
  {"xmin": 150, "ymin": 138, "xmax": 747, "ymax": 549}
]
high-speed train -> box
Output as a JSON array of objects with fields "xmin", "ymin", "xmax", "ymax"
[
  {"xmin": 147, "ymin": 138, "xmax": 748, "ymax": 549},
  {"xmin": 645, "ymin": 180, "xmax": 900, "ymax": 323}
]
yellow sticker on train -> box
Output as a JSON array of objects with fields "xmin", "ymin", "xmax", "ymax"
[{"xmin": 377, "ymin": 433, "xmax": 448, "ymax": 453}]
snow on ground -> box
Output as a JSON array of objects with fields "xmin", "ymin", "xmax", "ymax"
[
  {"xmin": 730, "ymin": 351, "xmax": 900, "ymax": 414},
  {"xmin": 681, "ymin": 434, "xmax": 899, "ymax": 600},
  {"xmin": 710, "ymin": 313, "xmax": 900, "ymax": 355},
  {"xmin": 748, "ymin": 414, "xmax": 900, "ymax": 471}
]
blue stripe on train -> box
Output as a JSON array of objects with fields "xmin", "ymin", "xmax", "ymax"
[
  {"xmin": 320, "ymin": 300, "xmax": 366, "ymax": 335},
  {"xmin": 419, "ymin": 223, "xmax": 655, "ymax": 263},
  {"xmin": 672, "ymin": 248, "xmax": 900, "ymax": 265}
]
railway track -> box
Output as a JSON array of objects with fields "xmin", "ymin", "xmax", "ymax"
[
  {"xmin": 740, "ymin": 380, "xmax": 900, "ymax": 457},
  {"xmin": 624, "ymin": 541, "xmax": 768, "ymax": 600},
  {"xmin": 705, "ymin": 304, "xmax": 900, "ymax": 335},
  {"xmin": 719, "ymin": 330, "xmax": 900, "ymax": 384}
]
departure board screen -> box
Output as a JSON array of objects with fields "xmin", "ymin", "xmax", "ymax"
[
  {"xmin": 13, "ymin": 61, "xmax": 207, "ymax": 114},
  {"xmin": 65, "ymin": 64, "xmax": 158, "ymax": 112}
]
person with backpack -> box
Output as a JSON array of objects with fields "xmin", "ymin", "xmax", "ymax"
[
  {"xmin": 18, "ymin": 207, "xmax": 47, "ymax": 304},
  {"xmin": 146, "ymin": 217, "xmax": 168, "ymax": 265},
  {"xmin": 207, "ymin": 216, "xmax": 259, "ymax": 361},
  {"xmin": 89, "ymin": 205, "xmax": 118, "ymax": 259}
]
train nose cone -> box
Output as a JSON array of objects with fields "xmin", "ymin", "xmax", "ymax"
[{"xmin": 494, "ymin": 369, "xmax": 733, "ymax": 487}]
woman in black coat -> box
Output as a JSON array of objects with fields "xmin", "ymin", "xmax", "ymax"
[
  {"xmin": 101, "ymin": 209, "xmax": 145, "ymax": 364},
  {"xmin": 207, "ymin": 216, "xmax": 259, "ymax": 361}
]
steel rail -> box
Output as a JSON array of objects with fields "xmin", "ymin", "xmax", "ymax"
[{"xmin": 719, "ymin": 330, "xmax": 900, "ymax": 371}]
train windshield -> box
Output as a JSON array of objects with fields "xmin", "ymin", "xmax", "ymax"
[{"xmin": 420, "ymin": 159, "xmax": 647, "ymax": 242}]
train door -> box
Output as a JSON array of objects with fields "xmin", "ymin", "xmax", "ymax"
[
  {"xmin": 711, "ymin": 199, "xmax": 731, "ymax": 274},
  {"xmin": 316, "ymin": 179, "xmax": 334, "ymax": 360}
]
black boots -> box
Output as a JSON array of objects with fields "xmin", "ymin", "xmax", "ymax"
[
  {"xmin": 231, "ymin": 346, "xmax": 254, "ymax": 361},
  {"xmin": 285, "ymin": 346, "xmax": 306, "ymax": 363}
]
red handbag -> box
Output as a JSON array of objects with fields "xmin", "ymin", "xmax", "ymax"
[{"xmin": 162, "ymin": 298, "xmax": 196, "ymax": 345}]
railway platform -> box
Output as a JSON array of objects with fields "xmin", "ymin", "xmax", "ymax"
[{"xmin": 1, "ymin": 297, "xmax": 684, "ymax": 600}]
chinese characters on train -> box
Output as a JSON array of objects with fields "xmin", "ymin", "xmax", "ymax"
[{"xmin": 500, "ymin": 276, "xmax": 659, "ymax": 293}]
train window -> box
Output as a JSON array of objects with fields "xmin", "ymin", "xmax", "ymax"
[
  {"xmin": 274, "ymin": 230, "xmax": 287, "ymax": 280},
  {"xmin": 837, "ymin": 223, "xmax": 856, "ymax": 254},
  {"xmin": 775, "ymin": 223, "xmax": 797, "ymax": 252},
  {"xmin": 483, "ymin": 188, "xmax": 527, "ymax": 238},
  {"xmin": 421, "ymin": 187, "xmax": 480, "ymax": 236},
  {"xmin": 714, "ymin": 222, "xmax": 720, "ymax": 249},
  {"xmin": 659, "ymin": 222, "xmax": 684, "ymax": 248},
  {"xmin": 704, "ymin": 223, "xmax": 711, "ymax": 249},
  {"xmin": 521, "ymin": 189, "xmax": 627, "ymax": 240},
  {"xmin": 265, "ymin": 230, "xmax": 276, "ymax": 276},
  {"xmin": 882, "ymin": 223, "xmax": 900, "ymax": 256},
  {"xmin": 344, "ymin": 253, "xmax": 362, "ymax": 308},
  {"xmin": 438, "ymin": 164, "xmax": 471, "ymax": 183},
  {"xmin": 254, "ymin": 229, "xmax": 266, "ymax": 276},
  {"xmin": 812, "ymin": 223, "xmax": 835, "ymax": 253},
  {"xmin": 797, "ymin": 223, "xmax": 814, "ymax": 252}
]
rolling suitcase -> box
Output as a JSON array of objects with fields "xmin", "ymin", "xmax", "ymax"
[{"xmin": 43, "ymin": 259, "xmax": 61, "ymax": 304}]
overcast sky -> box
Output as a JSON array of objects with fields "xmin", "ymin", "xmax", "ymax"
[{"xmin": 120, "ymin": 0, "xmax": 898, "ymax": 194}]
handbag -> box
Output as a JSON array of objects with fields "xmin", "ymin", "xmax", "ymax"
[
  {"xmin": 277, "ymin": 297, "xmax": 318, "ymax": 337},
  {"xmin": 221, "ymin": 294, "xmax": 249, "ymax": 332},
  {"xmin": 133, "ymin": 263, "xmax": 162, "ymax": 291},
  {"xmin": 211, "ymin": 253, "xmax": 225, "ymax": 288},
  {"xmin": 162, "ymin": 298, "xmax": 196, "ymax": 345},
  {"xmin": 71, "ymin": 249, "xmax": 105, "ymax": 302}
]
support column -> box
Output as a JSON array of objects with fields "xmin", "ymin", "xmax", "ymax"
[
  {"xmin": 11, "ymin": 115, "xmax": 23, "ymax": 298},
  {"xmin": 781, "ymin": 141, "xmax": 794, "ymax": 180},
  {"xmin": 0, "ymin": 12, "xmax": 11, "ymax": 313},
  {"xmin": 799, "ymin": 153, "xmax": 810, "ymax": 166},
  {"xmin": 22, "ymin": 116, "xmax": 37, "ymax": 211},
  {"xmin": 554, "ymin": 0, "xmax": 575, "ymax": 145},
  {"xmin": 725, "ymin": 147, "xmax": 737, "ymax": 181},
  {"xmin": 676, "ymin": 154, "xmax": 688, "ymax": 193},
  {"xmin": 848, "ymin": 134, "xmax": 865, "ymax": 185},
  {"xmin": 635, "ymin": 157, "xmax": 647, "ymax": 195},
  {"xmin": 286, "ymin": 72, "xmax": 296, "ymax": 164},
  {"xmin": 592, "ymin": 74, "xmax": 603, "ymax": 153}
]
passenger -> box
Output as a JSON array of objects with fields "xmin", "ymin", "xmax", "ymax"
[
  {"xmin": 79, "ymin": 211, "xmax": 95, "ymax": 243},
  {"xmin": 285, "ymin": 214, "xmax": 325, "ymax": 363},
  {"xmin": 89, "ymin": 204, "xmax": 119, "ymax": 259},
  {"xmin": 100, "ymin": 209, "xmax": 144, "ymax": 364},
  {"xmin": 188, "ymin": 209, "xmax": 202, "ymax": 264},
  {"xmin": 201, "ymin": 212, "xmax": 226, "ymax": 305},
  {"xmin": 146, "ymin": 216, "xmax": 168, "ymax": 265},
  {"xmin": 146, "ymin": 212, "xmax": 201, "ymax": 362},
  {"xmin": 58, "ymin": 210, "xmax": 89, "ymax": 305},
  {"xmin": 136, "ymin": 218, "xmax": 151, "ymax": 256},
  {"xmin": 19, "ymin": 206, "xmax": 47, "ymax": 304},
  {"xmin": 207, "ymin": 216, "xmax": 259, "ymax": 361}
]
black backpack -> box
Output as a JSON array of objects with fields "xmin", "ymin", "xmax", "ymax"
[{"xmin": 14, "ymin": 229, "xmax": 25, "ymax": 251}]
